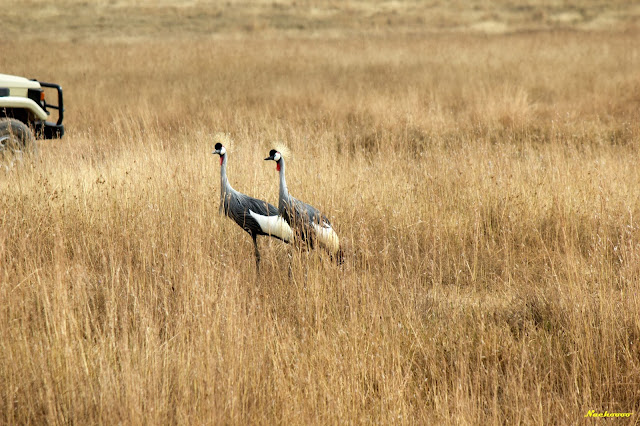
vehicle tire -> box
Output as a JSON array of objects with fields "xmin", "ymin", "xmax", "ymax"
[{"xmin": 0, "ymin": 118, "xmax": 37, "ymax": 162}]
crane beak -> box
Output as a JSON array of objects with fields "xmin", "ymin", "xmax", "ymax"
[
  {"xmin": 212, "ymin": 150, "xmax": 220, "ymax": 156},
  {"xmin": 264, "ymin": 156, "xmax": 272, "ymax": 161}
]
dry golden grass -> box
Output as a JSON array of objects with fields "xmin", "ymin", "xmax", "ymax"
[{"xmin": 2, "ymin": 1, "xmax": 640, "ymax": 424}]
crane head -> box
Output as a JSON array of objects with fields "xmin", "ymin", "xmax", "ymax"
[
  {"xmin": 264, "ymin": 149, "xmax": 282, "ymax": 171},
  {"xmin": 212, "ymin": 143, "xmax": 227, "ymax": 165}
]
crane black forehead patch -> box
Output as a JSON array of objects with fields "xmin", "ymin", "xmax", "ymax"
[
  {"xmin": 269, "ymin": 149, "xmax": 278, "ymax": 157},
  {"xmin": 215, "ymin": 142, "xmax": 223, "ymax": 150}
]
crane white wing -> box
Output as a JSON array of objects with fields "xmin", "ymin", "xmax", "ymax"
[{"xmin": 249, "ymin": 210, "xmax": 294, "ymax": 243}]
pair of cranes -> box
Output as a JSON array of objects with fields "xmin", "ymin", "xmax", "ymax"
[{"xmin": 212, "ymin": 140, "xmax": 342, "ymax": 272}]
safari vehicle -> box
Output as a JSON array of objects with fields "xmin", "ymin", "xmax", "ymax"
[{"xmin": 0, "ymin": 73, "xmax": 64, "ymax": 158}]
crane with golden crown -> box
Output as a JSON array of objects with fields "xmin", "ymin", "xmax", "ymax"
[{"xmin": 264, "ymin": 147, "xmax": 343, "ymax": 264}]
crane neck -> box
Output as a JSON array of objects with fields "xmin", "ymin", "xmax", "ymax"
[
  {"xmin": 220, "ymin": 154, "xmax": 229, "ymax": 188},
  {"xmin": 278, "ymin": 158, "xmax": 289, "ymax": 199},
  {"xmin": 219, "ymin": 154, "xmax": 234, "ymax": 212}
]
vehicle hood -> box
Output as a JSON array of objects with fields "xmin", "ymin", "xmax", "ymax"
[{"xmin": 0, "ymin": 73, "xmax": 41, "ymax": 89}]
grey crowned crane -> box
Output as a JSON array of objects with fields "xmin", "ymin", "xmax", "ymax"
[
  {"xmin": 264, "ymin": 148, "xmax": 343, "ymax": 264},
  {"xmin": 212, "ymin": 142, "xmax": 293, "ymax": 272}
]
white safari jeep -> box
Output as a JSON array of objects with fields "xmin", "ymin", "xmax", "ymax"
[{"xmin": 0, "ymin": 73, "xmax": 64, "ymax": 158}]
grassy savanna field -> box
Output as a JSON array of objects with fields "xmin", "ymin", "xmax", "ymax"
[{"xmin": 2, "ymin": 0, "xmax": 640, "ymax": 423}]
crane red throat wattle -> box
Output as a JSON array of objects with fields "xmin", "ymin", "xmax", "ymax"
[
  {"xmin": 276, "ymin": 163, "xmax": 281, "ymax": 171},
  {"xmin": 220, "ymin": 156, "xmax": 223, "ymax": 165}
]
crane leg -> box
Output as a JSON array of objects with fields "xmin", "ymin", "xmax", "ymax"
[{"xmin": 252, "ymin": 234, "xmax": 261, "ymax": 273}]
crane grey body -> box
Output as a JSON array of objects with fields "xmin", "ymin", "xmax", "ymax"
[
  {"xmin": 213, "ymin": 143, "xmax": 293, "ymax": 271},
  {"xmin": 265, "ymin": 149, "xmax": 342, "ymax": 262}
]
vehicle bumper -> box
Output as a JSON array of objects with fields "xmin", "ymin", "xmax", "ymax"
[{"xmin": 35, "ymin": 120, "xmax": 64, "ymax": 139}]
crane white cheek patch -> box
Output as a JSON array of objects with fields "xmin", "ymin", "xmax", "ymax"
[
  {"xmin": 249, "ymin": 210, "xmax": 294, "ymax": 242},
  {"xmin": 274, "ymin": 152, "xmax": 282, "ymax": 171},
  {"xmin": 312, "ymin": 222, "xmax": 340, "ymax": 255}
]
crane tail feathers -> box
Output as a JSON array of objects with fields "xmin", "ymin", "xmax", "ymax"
[{"xmin": 311, "ymin": 222, "xmax": 341, "ymax": 256}]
